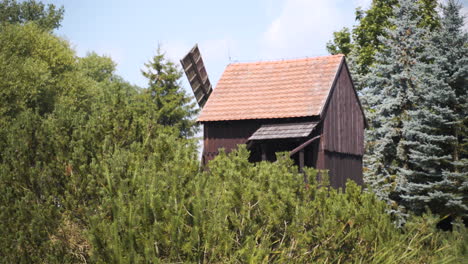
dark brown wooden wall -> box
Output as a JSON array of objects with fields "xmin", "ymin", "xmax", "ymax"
[
  {"xmin": 324, "ymin": 151, "xmax": 363, "ymax": 189},
  {"xmin": 203, "ymin": 120, "xmax": 260, "ymax": 163},
  {"xmin": 319, "ymin": 62, "xmax": 365, "ymax": 187},
  {"xmin": 202, "ymin": 117, "xmax": 318, "ymax": 164},
  {"xmin": 322, "ymin": 63, "xmax": 364, "ymax": 156}
]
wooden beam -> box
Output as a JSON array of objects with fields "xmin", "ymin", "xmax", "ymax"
[
  {"xmin": 261, "ymin": 143, "xmax": 267, "ymax": 161},
  {"xmin": 299, "ymin": 149, "xmax": 309, "ymax": 183},
  {"xmin": 299, "ymin": 150, "xmax": 304, "ymax": 172},
  {"xmin": 188, "ymin": 49, "xmax": 207, "ymax": 94},
  {"xmin": 246, "ymin": 140, "xmax": 254, "ymax": 150},
  {"xmin": 290, "ymin": 135, "xmax": 321, "ymax": 157}
]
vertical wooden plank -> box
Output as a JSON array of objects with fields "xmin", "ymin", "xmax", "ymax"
[
  {"xmin": 338, "ymin": 69, "xmax": 343, "ymax": 153},
  {"xmin": 331, "ymin": 153, "xmax": 337, "ymax": 189},
  {"xmin": 261, "ymin": 143, "xmax": 267, "ymax": 161},
  {"xmin": 335, "ymin": 77, "xmax": 339, "ymax": 152},
  {"xmin": 340, "ymin": 70, "xmax": 345, "ymax": 153},
  {"xmin": 340, "ymin": 69, "xmax": 344, "ymax": 153},
  {"xmin": 327, "ymin": 152, "xmax": 332, "ymax": 187},
  {"xmin": 328, "ymin": 153, "xmax": 341, "ymax": 188},
  {"xmin": 299, "ymin": 150, "xmax": 304, "ymax": 172},
  {"xmin": 358, "ymin": 158, "xmax": 363, "ymax": 185},
  {"xmin": 335, "ymin": 153, "xmax": 340, "ymax": 189},
  {"xmin": 326, "ymin": 152, "xmax": 330, "ymax": 187},
  {"xmin": 299, "ymin": 150, "xmax": 307, "ymax": 183},
  {"xmin": 346, "ymin": 72, "xmax": 351, "ymax": 154},
  {"xmin": 203, "ymin": 124, "xmax": 208, "ymax": 164},
  {"xmin": 333, "ymin": 96, "xmax": 336, "ymax": 153},
  {"xmin": 352, "ymin": 70, "xmax": 357, "ymax": 154},
  {"xmin": 350, "ymin": 74, "xmax": 354, "ymax": 154},
  {"xmin": 338, "ymin": 153, "xmax": 342, "ymax": 189},
  {"xmin": 316, "ymin": 150, "xmax": 325, "ymax": 169},
  {"xmin": 340, "ymin": 154, "xmax": 344, "ymax": 189},
  {"xmin": 346, "ymin": 71, "xmax": 350, "ymax": 153},
  {"xmin": 334, "ymin": 79, "xmax": 338, "ymax": 152}
]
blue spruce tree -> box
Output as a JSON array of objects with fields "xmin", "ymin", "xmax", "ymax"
[
  {"xmin": 362, "ymin": 0, "xmax": 435, "ymax": 223},
  {"xmin": 432, "ymin": 0, "xmax": 468, "ymax": 191},
  {"xmin": 364, "ymin": 0, "xmax": 468, "ymax": 225},
  {"xmin": 400, "ymin": 0, "xmax": 468, "ymax": 220}
]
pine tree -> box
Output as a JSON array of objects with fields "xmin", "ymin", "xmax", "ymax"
[
  {"xmin": 433, "ymin": 0, "xmax": 468, "ymax": 179},
  {"xmin": 362, "ymin": 0, "xmax": 434, "ymax": 223},
  {"xmin": 141, "ymin": 48, "xmax": 198, "ymax": 138},
  {"xmin": 399, "ymin": 0, "xmax": 468, "ymax": 219},
  {"xmin": 364, "ymin": 0, "xmax": 468, "ymax": 223}
]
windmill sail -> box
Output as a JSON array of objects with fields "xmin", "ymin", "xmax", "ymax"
[{"xmin": 180, "ymin": 44, "xmax": 212, "ymax": 108}]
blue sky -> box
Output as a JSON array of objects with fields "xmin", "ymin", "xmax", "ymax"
[
  {"xmin": 41, "ymin": 0, "xmax": 371, "ymax": 89},
  {"xmin": 43, "ymin": 0, "xmax": 466, "ymax": 92}
]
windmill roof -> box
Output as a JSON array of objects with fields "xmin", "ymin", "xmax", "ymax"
[{"xmin": 197, "ymin": 54, "xmax": 344, "ymax": 122}]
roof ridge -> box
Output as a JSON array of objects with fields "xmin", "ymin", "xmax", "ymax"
[{"xmin": 228, "ymin": 54, "xmax": 344, "ymax": 66}]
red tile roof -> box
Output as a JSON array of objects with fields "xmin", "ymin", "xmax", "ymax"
[{"xmin": 198, "ymin": 54, "xmax": 344, "ymax": 122}]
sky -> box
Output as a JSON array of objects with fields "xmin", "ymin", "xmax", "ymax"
[
  {"xmin": 43, "ymin": 0, "xmax": 467, "ymax": 93},
  {"xmin": 40, "ymin": 0, "xmax": 373, "ymax": 89}
]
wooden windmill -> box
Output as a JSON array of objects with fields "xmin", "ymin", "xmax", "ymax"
[{"xmin": 181, "ymin": 45, "xmax": 366, "ymax": 189}]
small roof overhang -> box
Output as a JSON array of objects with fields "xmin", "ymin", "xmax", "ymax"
[{"xmin": 248, "ymin": 122, "xmax": 318, "ymax": 141}]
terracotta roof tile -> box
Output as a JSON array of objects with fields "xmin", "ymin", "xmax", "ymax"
[{"xmin": 198, "ymin": 54, "xmax": 344, "ymax": 122}]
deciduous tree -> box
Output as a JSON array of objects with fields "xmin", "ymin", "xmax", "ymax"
[
  {"xmin": 0, "ymin": 0, "xmax": 64, "ymax": 30},
  {"xmin": 327, "ymin": 0, "xmax": 439, "ymax": 89}
]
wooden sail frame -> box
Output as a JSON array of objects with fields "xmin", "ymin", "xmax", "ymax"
[{"xmin": 180, "ymin": 44, "xmax": 212, "ymax": 108}]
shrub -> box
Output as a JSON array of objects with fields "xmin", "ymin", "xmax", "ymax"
[{"xmin": 88, "ymin": 146, "xmax": 467, "ymax": 263}]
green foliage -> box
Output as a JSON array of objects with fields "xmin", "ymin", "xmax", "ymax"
[
  {"xmin": 327, "ymin": 0, "xmax": 439, "ymax": 88},
  {"xmin": 0, "ymin": 22, "xmax": 78, "ymax": 119},
  {"xmin": 78, "ymin": 52, "xmax": 117, "ymax": 83},
  {"xmin": 0, "ymin": 0, "xmax": 64, "ymax": 30},
  {"xmin": 86, "ymin": 146, "xmax": 468, "ymax": 263},
  {"xmin": 1, "ymin": 2, "xmax": 466, "ymax": 263},
  {"xmin": 432, "ymin": 0, "xmax": 468, "ymax": 174},
  {"xmin": 142, "ymin": 47, "xmax": 198, "ymax": 138},
  {"xmin": 0, "ymin": 22, "xmax": 198, "ymax": 262},
  {"xmin": 350, "ymin": 0, "xmax": 398, "ymax": 78},
  {"xmin": 362, "ymin": 0, "xmax": 468, "ymax": 223},
  {"xmin": 0, "ymin": 23, "xmax": 94, "ymax": 263},
  {"xmin": 361, "ymin": 0, "xmax": 441, "ymax": 223},
  {"xmin": 398, "ymin": 0, "xmax": 468, "ymax": 219},
  {"xmin": 326, "ymin": 27, "xmax": 353, "ymax": 55}
]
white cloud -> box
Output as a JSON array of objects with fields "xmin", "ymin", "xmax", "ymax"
[{"xmin": 260, "ymin": 0, "xmax": 356, "ymax": 59}]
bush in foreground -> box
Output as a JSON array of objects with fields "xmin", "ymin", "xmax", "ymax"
[{"xmin": 89, "ymin": 146, "xmax": 467, "ymax": 263}]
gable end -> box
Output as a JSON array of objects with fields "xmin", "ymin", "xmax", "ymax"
[{"xmin": 320, "ymin": 58, "xmax": 365, "ymax": 156}]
